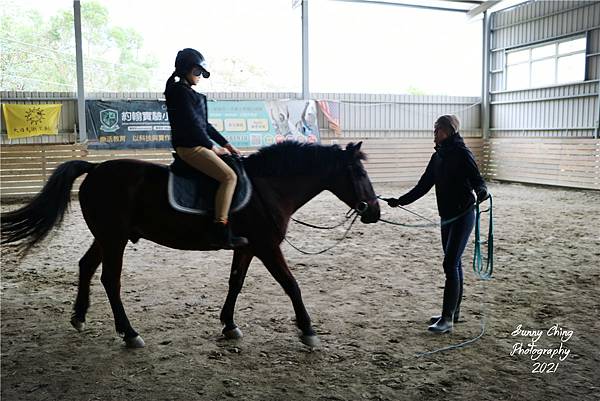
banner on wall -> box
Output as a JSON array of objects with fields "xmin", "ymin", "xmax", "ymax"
[
  {"xmin": 317, "ymin": 100, "xmax": 341, "ymax": 136},
  {"xmin": 210, "ymin": 100, "xmax": 319, "ymax": 147},
  {"xmin": 86, "ymin": 100, "xmax": 171, "ymax": 149},
  {"xmin": 85, "ymin": 99, "xmax": 320, "ymax": 149},
  {"xmin": 2, "ymin": 104, "xmax": 62, "ymax": 139}
]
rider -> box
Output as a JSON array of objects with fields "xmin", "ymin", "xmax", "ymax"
[
  {"xmin": 164, "ymin": 48, "xmax": 248, "ymax": 249},
  {"xmin": 386, "ymin": 115, "xmax": 488, "ymax": 333}
]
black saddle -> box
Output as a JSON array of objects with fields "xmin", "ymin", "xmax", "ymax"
[{"xmin": 168, "ymin": 152, "xmax": 252, "ymax": 216}]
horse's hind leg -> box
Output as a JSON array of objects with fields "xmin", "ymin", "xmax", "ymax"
[
  {"xmin": 256, "ymin": 246, "xmax": 319, "ymax": 347},
  {"xmin": 71, "ymin": 240, "xmax": 102, "ymax": 332},
  {"xmin": 100, "ymin": 240, "xmax": 144, "ymax": 348},
  {"xmin": 220, "ymin": 249, "xmax": 254, "ymax": 339}
]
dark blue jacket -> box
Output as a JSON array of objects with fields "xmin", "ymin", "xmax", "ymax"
[
  {"xmin": 165, "ymin": 81, "xmax": 228, "ymax": 149},
  {"xmin": 398, "ymin": 134, "xmax": 487, "ymax": 218}
]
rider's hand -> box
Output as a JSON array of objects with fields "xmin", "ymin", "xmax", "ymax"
[
  {"xmin": 224, "ymin": 143, "xmax": 241, "ymax": 156},
  {"xmin": 212, "ymin": 146, "xmax": 230, "ymax": 156}
]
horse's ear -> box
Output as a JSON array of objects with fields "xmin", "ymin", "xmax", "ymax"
[{"xmin": 345, "ymin": 142, "xmax": 362, "ymax": 152}]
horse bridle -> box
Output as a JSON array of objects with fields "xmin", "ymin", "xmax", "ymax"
[{"xmin": 346, "ymin": 163, "xmax": 377, "ymax": 215}]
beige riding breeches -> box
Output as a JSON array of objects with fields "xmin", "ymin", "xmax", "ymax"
[{"xmin": 175, "ymin": 146, "xmax": 237, "ymax": 223}]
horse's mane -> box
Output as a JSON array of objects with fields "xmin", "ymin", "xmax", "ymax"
[{"xmin": 243, "ymin": 141, "xmax": 366, "ymax": 177}]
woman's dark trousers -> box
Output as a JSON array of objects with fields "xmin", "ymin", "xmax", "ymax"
[{"xmin": 439, "ymin": 209, "xmax": 475, "ymax": 321}]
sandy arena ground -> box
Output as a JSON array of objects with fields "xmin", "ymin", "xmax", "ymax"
[{"xmin": 1, "ymin": 181, "xmax": 599, "ymax": 401}]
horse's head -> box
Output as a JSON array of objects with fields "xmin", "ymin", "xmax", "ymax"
[{"xmin": 329, "ymin": 142, "xmax": 380, "ymax": 224}]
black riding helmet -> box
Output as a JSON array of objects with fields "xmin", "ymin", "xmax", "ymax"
[{"xmin": 175, "ymin": 48, "xmax": 210, "ymax": 78}]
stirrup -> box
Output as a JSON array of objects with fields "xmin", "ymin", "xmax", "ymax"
[
  {"xmin": 225, "ymin": 235, "xmax": 249, "ymax": 249},
  {"xmin": 211, "ymin": 223, "xmax": 248, "ymax": 249}
]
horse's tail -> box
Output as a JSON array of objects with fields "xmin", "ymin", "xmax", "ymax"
[{"xmin": 1, "ymin": 160, "xmax": 97, "ymax": 253}]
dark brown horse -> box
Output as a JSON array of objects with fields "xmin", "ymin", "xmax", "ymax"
[{"xmin": 1, "ymin": 141, "xmax": 380, "ymax": 348}]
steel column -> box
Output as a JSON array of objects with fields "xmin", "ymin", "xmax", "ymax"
[
  {"xmin": 74, "ymin": 0, "xmax": 86, "ymax": 142},
  {"xmin": 302, "ymin": 0, "xmax": 309, "ymax": 99},
  {"xmin": 482, "ymin": 10, "xmax": 491, "ymax": 139}
]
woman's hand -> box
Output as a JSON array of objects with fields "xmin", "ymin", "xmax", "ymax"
[
  {"xmin": 476, "ymin": 187, "xmax": 490, "ymax": 203},
  {"xmin": 383, "ymin": 197, "xmax": 406, "ymax": 208},
  {"xmin": 386, "ymin": 198, "xmax": 402, "ymax": 208},
  {"xmin": 212, "ymin": 146, "xmax": 230, "ymax": 156},
  {"xmin": 224, "ymin": 143, "xmax": 241, "ymax": 156}
]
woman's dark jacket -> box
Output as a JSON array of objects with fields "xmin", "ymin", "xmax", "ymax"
[
  {"xmin": 165, "ymin": 81, "xmax": 228, "ymax": 149},
  {"xmin": 398, "ymin": 134, "xmax": 487, "ymax": 219}
]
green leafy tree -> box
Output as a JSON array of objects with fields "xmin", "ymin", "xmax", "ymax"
[
  {"xmin": 406, "ymin": 85, "xmax": 427, "ymax": 96},
  {"xmin": 0, "ymin": 0, "xmax": 158, "ymax": 92}
]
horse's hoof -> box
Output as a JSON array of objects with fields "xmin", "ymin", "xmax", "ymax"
[
  {"xmin": 124, "ymin": 335, "xmax": 145, "ymax": 348},
  {"xmin": 300, "ymin": 334, "xmax": 320, "ymax": 348},
  {"xmin": 70, "ymin": 317, "xmax": 85, "ymax": 332},
  {"xmin": 223, "ymin": 326, "xmax": 243, "ymax": 340}
]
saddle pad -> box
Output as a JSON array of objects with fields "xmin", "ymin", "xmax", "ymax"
[{"xmin": 168, "ymin": 154, "xmax": 252, "ymax": 216}]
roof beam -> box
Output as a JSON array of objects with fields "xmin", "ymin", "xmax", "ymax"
[
  {"xmin": 467, "ymin": 1, "xmax": 501, "ymax": 18},
  {"xmin": 332, "ymin": 0, "xmax": 471, "ymax": 13}
]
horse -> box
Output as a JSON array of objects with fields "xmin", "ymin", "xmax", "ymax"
[{"xmin": 0, "ymin": 141, "xmax": 380, "ymax": 348}]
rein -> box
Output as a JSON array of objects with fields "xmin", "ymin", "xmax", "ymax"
[
  {"xmin": 290, "ymin": 207, "xmax": 356, "ymax": 230},
  {"xmin": 285, "ymin": 208, "xmax": 362, "ymax": 255}
]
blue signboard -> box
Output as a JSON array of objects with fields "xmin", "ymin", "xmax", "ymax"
[{"xmin": 208, "ymin": 100, "xmax": 320, "ymax": 147}]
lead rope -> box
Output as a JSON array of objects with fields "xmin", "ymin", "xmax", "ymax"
[
  {"xmin": 415, "ymin": 195, "xmax": 494, "ymax": 357},
  {"xmin": 377, "ymin": 195, "xmax": 476, "ymax": 228}
]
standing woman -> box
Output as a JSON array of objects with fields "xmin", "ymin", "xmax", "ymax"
[
  {"xmin": 386, "ymin": 115, "xmax": 488, "ymax": 333},
  {"xmin": 164, "ymin": 48, "xmax": 247, "ymax": 249}
]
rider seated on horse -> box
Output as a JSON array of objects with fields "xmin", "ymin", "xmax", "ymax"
[{"xmin": 164, "ymin": 48, "xmax": 248, "ymax": 249}]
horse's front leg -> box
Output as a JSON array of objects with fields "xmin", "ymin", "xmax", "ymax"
[
  {"xmin": 256, "ymin": 246, "xmax": 319, "ymax": 347},
  {"xmin": 220, "ymin": 249, "xmax": 253, "ymax": 339}
]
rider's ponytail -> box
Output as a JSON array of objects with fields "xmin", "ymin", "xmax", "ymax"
[{"xmin": 164, "ymin": 71, "xmax": 177, "ymax": 96}]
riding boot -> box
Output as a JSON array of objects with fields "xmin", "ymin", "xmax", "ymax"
[
  {"xmin": 428, "ymin": 279, "xmax": 463, "ymax": 324},
  {"xmin": 428, "ymin": 279, "xmax": 460, "ymax": 333},
  {"xmin": 211, "ymin": 222, "xmax": 248, "ymax": 249}
]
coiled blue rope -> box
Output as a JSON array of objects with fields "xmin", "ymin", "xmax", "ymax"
[{"xmin": 473, "ymin": 195, "xmax": 494, "ymax": 280}]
